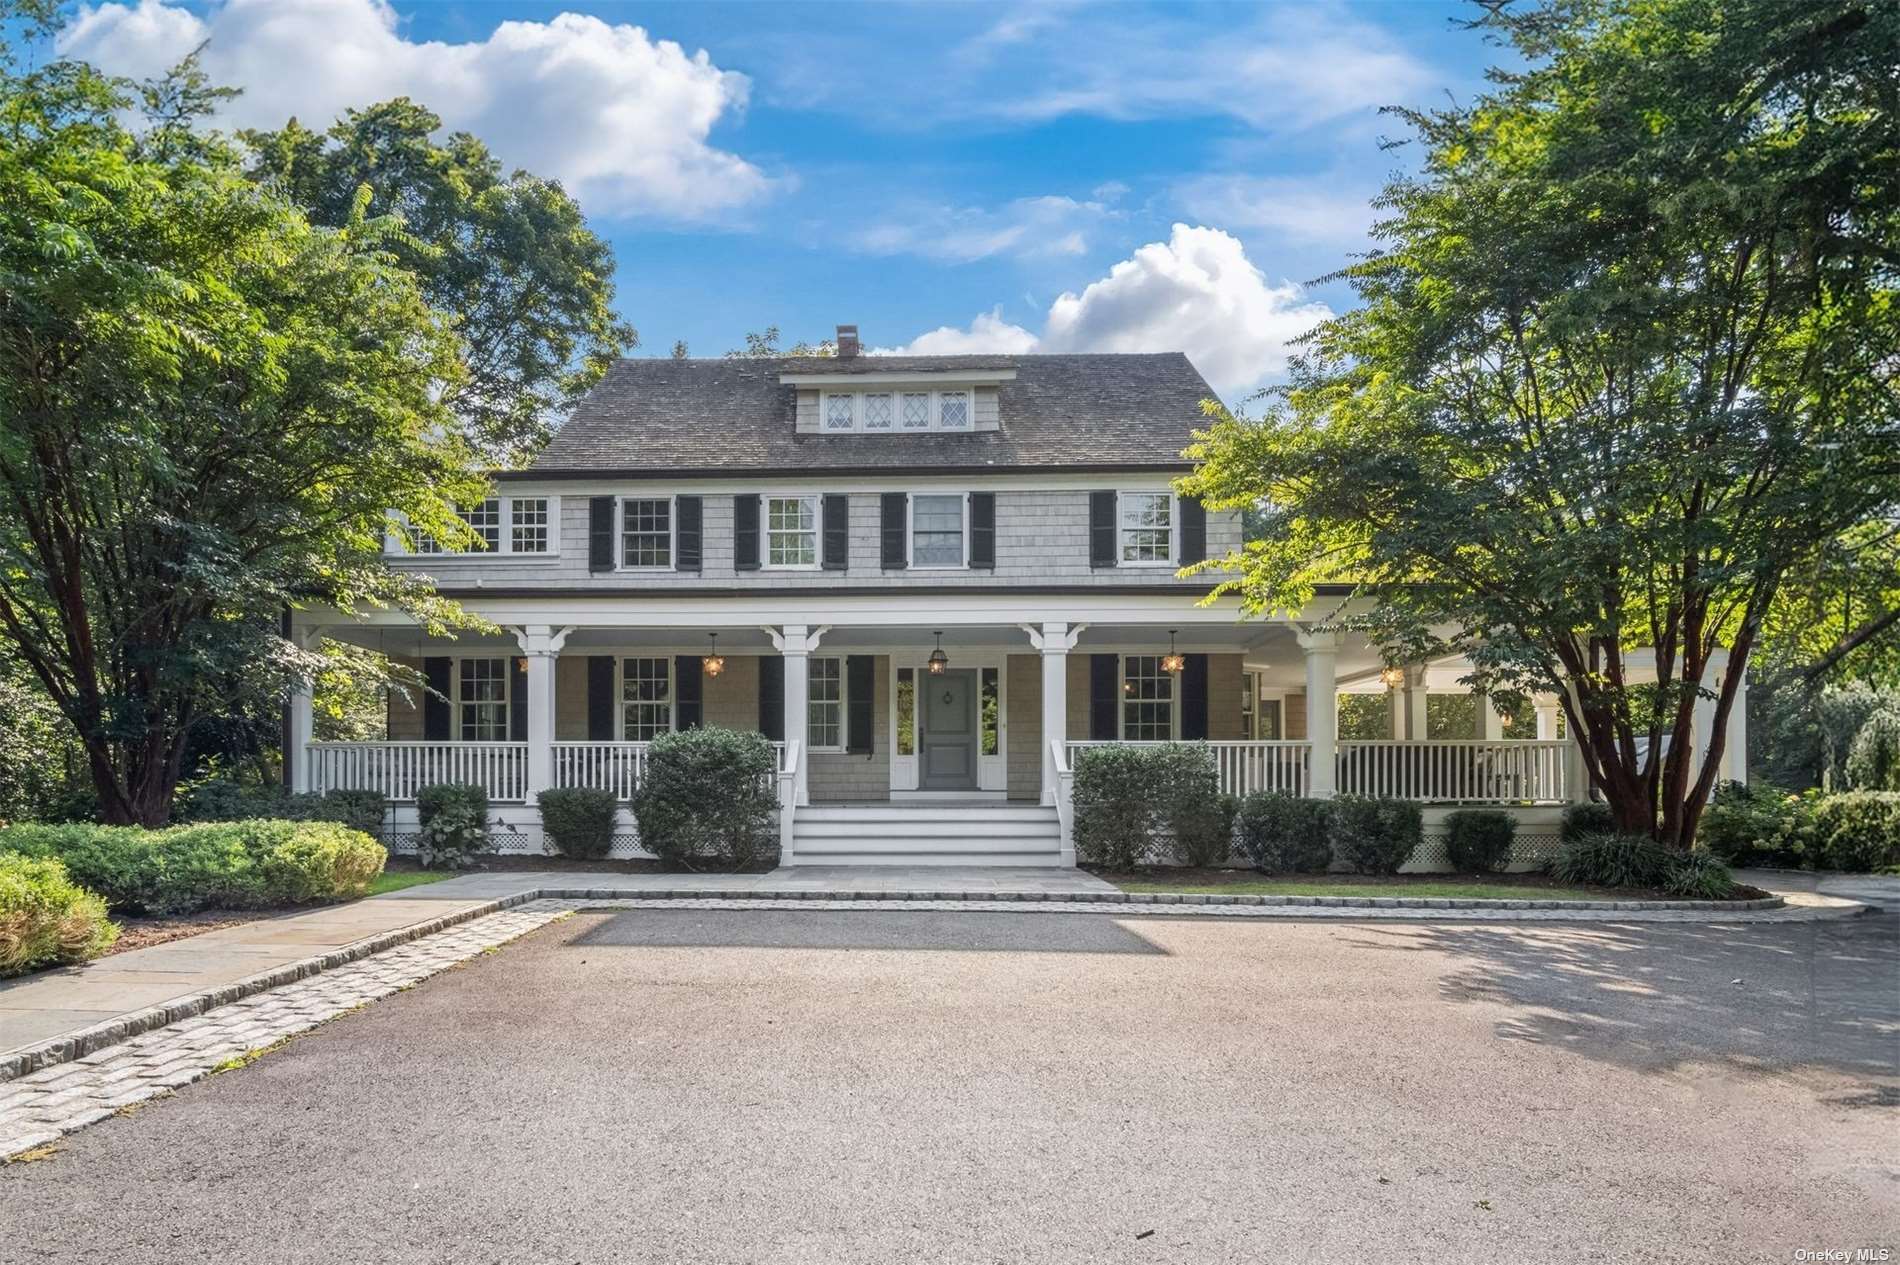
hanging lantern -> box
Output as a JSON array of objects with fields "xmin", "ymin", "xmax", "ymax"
[
  {"xmin": 702, "ymin": 632, "xmax": 725, "ymax": 678},
  {"xmin": 1160, "ymin": 630, "xmax": 1186, "ymax": 675},
  {"xmin": 1379, "ymin": 665, "xmax": 1405, "ymax": 689},
  {"xmin": 927, "ymin": 631, "xmax": 949, "ymax": 675}
]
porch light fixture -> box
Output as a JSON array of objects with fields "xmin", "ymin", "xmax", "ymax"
[
  {"xmin": 1160, "ymin": 630, "xmax": 1186, "ymax": 675},
  {"xmin": 1379, "ymin": 666, "xmax": 1405, "ymax": 689},
  {"xmin": 702, "ymin": 633, "xmax": 725, "ymax": 678},
  {"xmin": 515, "ymin": 657, "xmax": 529, "ymax": 674},
  {"xmin": 927, "ymin": 631, "xmax": 949, "ymax": 675}
]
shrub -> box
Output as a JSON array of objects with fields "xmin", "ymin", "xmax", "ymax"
[
  {"xmin": 1330, "ymin": 797, "xmax": 1423, "ymax": 874},
  {"xmin": 632, "ymin": 728, "xmax": 778, "ymax": 869},
  {"xmin": 537, "ymin": 787, "xmax": 619, "ymax": 860},
  {"xmin": 1846, "ymin": 708, "xmax": 1900, "ymax": 791},
  {"xmin": 1151, "ymin": 746, "xmax": 1229, "ymax": 866},
  {"xmin": 415, "ymin": 783, "xmax": 493, "ymax": 870},
  {"xmin": 1234, "ymin": 792, "xmax": 1333, "ymax": 873},
  {"xmin": 1443, "ymin": 809, "xmax": 1516, "ymax": 873},
  {"xmin": 1662, "ymin": 852, "xmax": 1737, "ymax": 900},
  {"xmin": 1561, "ymin": 802, "xmax": 1616, "ymax": 842},
  {"xmin": 1548, "ymin": 833, "xmax": 1678, "ymax": 889},
  {"xmin": 1804, "ymin": 791, "xmax": 1900, "ymax": 874},
  {"xmin": 177, "ymin": 782, "xmax": 389, "ymax": 836},
  {"xmin": 1071, "ymin": 743, "xmax": 1229, "ymax": 868},
  {"xmin": 1699, "ymin": 781, "xmax": 1808, "ymax": 868},
  {"xmin": 0, "ymin": 853, "xmax": 118, "ymax": 976},
  {"xmin": 0, "ymin": 820, "xmax": 386, "ymax": 915}
]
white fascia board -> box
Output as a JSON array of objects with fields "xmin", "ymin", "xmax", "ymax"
[
  {"xmin": 487, "ymin": 470, "xmax": 1183, "ymax": 497},
  {"xmin": 776, "ymin": 369, "xmax": 1018, "ymax": 387}
]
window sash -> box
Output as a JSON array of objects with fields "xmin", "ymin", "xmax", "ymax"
[
  {"xmin": 937, "ymin": 390, "xmax": 972, "ymax": 429},
  {"xmin": 861, "ymin": 392, "xmax": 894, "ymax": 430},
  {"xmin": 909, "ymin": 493, "xmax": 965, "ymax": 568},
  {"xmin": 808, "ymin": 657, "xmax": 844, "ymax": 751},
  {"xmin": 766, "ymin": 496, "xmax": 819, "ymax": 567},
  {"xmin": 823, "ymin": 393, "xmax": 856, "ymax": 431},
  {"xmin": 461, "ymin": 499, "xmax": 502, "ymax": 552},
  {"xmin": 458, "ymin": 658, "xmax": 509, "ymax": 741},
  {"xmin": 621, "ymin": 498, "xmax": 673, "ymax": 568},
  {"xmin": 398, "ymin": 496, "xmax": 555, "ymax": 556},
  {"xmin": 1121, "ymin": 655, "xmax": 1174, "ymax": 741},
  {"xmin": 1118, "ymin": 493, "xmax": 1173, "ymax": 563},
  {"xmin": 621, "ymin": 657, "xmax": 672, "ymax": 740},
  {"xmin": 900, "ymin": 393, "xmax": 932, "ymax": 429},
  {"xmin": 895, "ymin": 668, "xmax": 916, "ymax": 755},
  {"xmin": 510, "ymin": 498, "xmax": 550, "ymax": 554},
  {"xmin": 980, "ymin": 667, "xmax": 999, "ymax": 756}
]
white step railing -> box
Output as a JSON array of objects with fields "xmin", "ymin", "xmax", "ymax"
[
  {"xmin": 1066, "ymin": 740, "xmax": 1313, "ymax": 798},
  {"xmin": 306, "ymin": 741, "xmax": 529, "ymax": 803},
  {"xmin": 1335, "ymin": 740, "xmax": 1568, "ymax": 802},
  {"xmin": 778, "ymin": 739, "xmax": 802, "ymax": 864},
  {"xmin": 1050, "ymin": 738, "xmax": 1076, "ymax": 865}
]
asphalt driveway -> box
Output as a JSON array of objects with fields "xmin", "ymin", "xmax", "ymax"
[{"xmin": 4, "ymin": 909, "xmax": 1895, "ymax": 1263}]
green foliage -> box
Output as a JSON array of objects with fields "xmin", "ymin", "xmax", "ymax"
[
  {"xmin": 414, "ymin": 784, "xmax": 493, "ymax": 870},
  {"xmin": 1846, "ymin": 708, "xmax": 1900, "ymax": 791},
  {"xmin": 0, "ymin": 820, "xmax": 385, "ymax": 915},
  {"xmin": 1328, "ymin": 797, "xmax": 1423, "ymax": 875},
  {"xmin": 0, "ymin": 42, "xmax": 491, "ymax": 827},
  {"xmin": 243, "ymin": 99, "xmax": 635, "ymax": 463},
  {"xmin": 1662, "ymin": 852, "xmax": 1737, "ymax": 900},
  {"xmin": 1335, "ymin": 695, "xmax": 1390, "ymax": 741},
  {"xmin": 176, "ymin": 782, "xmax": 387, "ymax": 835},
  {"xmin": 536, "ymin": 788, "xmax": 618, "ymax": 860},
  {"xmin": 1699, "ymin": 782, "xmax": 1811, "ymax": 868},
  {"xmin": 1071, "ymin": 743, "xmax": 1229, "ymax": 868},
  {"xmin": 1179, "ymin": 0, "xmax": 1900, "ymax": 850},
  {"xmin": 1549, "ymin": 834, "xmax": 1681, "ymax": 890},
  {"xmin": 1805, "ymin": 793, "xmax": 1900, "ymax": 874},
  {"xmin": 1561, "ymin": 803, "xmax": 1617, "ymax": 843},
  {"xmin": 0, "ymin": 660, "xmax": 87, "ymax": 826},
  {"xmin": 1233, "ymin": 792, "xmax": 1334, "ymax": 874},
  {"xmin": 0, "ymin": 852, "xmax": 117, "ymax": 976},
  {"xmin": 631, "ymin": 729, "xmax": 778, "ymax": 869},
  {"xmin": 1443, "ymin": 809, "xmax": 1515, "ymax": 874}
]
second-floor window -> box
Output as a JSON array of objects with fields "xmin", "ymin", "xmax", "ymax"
[
  {"xmin": 820, "ymin": 389, "xmax": 977, "ymax": 433},
  {"xmin": 622, "ymin": 657, "xmax": 672, "ymax": 740},
  {"xmin": 399, "ymin": 495, "xmax": 554, "ymax": 556},
  {"xmin": 910, "ymin": 493, "xmax": 966, "ymax": 567},
  {"xmin": 511, "ymin": 499, "xmax": 549, "ymax": 553},
  {"xmin": 767, "ymin": 495, "xmax": 818, "ymax": 567},
  {"xmin": 459, "ymin": 658, "xmax": 509, "ymax": 741},
  {"xmin": 1119, "ymin": 492, "xmax": 1173, "ymax": 564},
  {"xmin": 621, "ymin": 498, "xmax": 672, "ymax": 568}
]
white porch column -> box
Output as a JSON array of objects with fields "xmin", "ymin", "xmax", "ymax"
[
  {"xmin": 774, "ymin": 623, "xmax": 823, "ymax": 808},
  {"xmin": 1404, "ymin": 665, "xmax": 1430, "ymax": 741},
  {"xmin": 1562, "ymin": 681, "xmax": 1591, "ymax": 803},
  {"xmin": 1480, "ymin": 692, "xmax": 1507, "ymax": 741},
  {"xmin": 1534, "ymin": 696, "xmax": 1561, "ymax": 741},
  {"xmin": 1298, "ymin": 630, "xmax": 1340, "ymax": 798},
  {"xmin": 1021, "ymin": 621, "xmax": 1083, "ymax": 805},
  {"xmin": 514, "ymin": 624, "xmax": 572, "ymax": 799},
  {"xmin": 1723, "ymin": 663, "xmax": 1748, "ymax": 785},
  {"xmin": 287, "ymin": 626, "xmax": 319, "ymax": 793}
]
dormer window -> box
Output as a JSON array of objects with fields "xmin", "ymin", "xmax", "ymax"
[
  {"xmin": 824, "ymin": 393, "xmax": 855, "ymax": 431},
  {"xmin": 819, "ymin": 389, "xmax": 978, "ymax": 433},
  {"xmin": 901, "ymin": 392, "xmax": 931, "ymax": 429},
  {"xmin": 938, "ymin": 390, "xmax": 971, "ymax": 429},
  {"xmin": 862, "ymin": 392, "xmax": 894, "ymax": 429}
]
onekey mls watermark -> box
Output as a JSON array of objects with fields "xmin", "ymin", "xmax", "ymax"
[{"xmin": 1793, "ymin": 1249, "xmax": 1893, "ymax": 1263}]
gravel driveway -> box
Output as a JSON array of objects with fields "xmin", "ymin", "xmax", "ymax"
[{"xmin": 5, "ymin": 909, "xmax": 1895, "ymax": 1263}]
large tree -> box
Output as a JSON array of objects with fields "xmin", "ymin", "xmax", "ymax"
[
  {"xmin": 244, "ymin": 99, "xmax": 636, "ymax": 464},
  {"xmin": 0, "ymin": 30, "xmax": 487, "ymax": 825},
  {"xmin": 1183, "ymin": 0, "xmax": 1900, "ymax": 845}
]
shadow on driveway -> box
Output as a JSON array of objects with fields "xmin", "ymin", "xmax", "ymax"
[{"xmin": 569, "ymin": 907, "xmax": 1169, "ymax": 954}]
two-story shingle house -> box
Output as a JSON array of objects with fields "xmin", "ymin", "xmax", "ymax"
[{"xmin": 287, "ymin": 328, "xmax": 1744, "ymax": 865}]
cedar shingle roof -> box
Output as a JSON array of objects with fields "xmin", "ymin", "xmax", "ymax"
[{"xmin": 525, "ymin": 353, "xmax": 1217, "ymax": 475}]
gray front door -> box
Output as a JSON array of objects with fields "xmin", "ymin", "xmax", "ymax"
[{"xmin": 920, "ymin": 669, "xmax": 978, "ymax": 789}]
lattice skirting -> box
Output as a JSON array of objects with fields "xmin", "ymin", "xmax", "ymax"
[{"xmin": 379, "ymin": 829, "xmax": 656, "ymax": 861}]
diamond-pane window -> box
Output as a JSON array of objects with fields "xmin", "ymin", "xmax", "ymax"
[
  {"xmin": 862, "ymin": 393, "xmax": 893, "ymax": 429},
  {"xmin": 901, "ymin": 393, "xmax": 931, "ymax": 429},
  {"xmin": 938, "ymin": 391, "xmax": 971, "ymax": 429},
  {"xmin": 824, "ymin": 394, "xmax": 855, "ymax": 431}
]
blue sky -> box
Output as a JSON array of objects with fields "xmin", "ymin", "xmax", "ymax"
[{"xmin": 56, "ymin": 0, "xmax": 1503, "ymax": 395}]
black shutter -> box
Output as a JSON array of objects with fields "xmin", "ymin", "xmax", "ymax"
[
  {"xmin": 969, "ymin": 492, "xmax": 996, "ymax": 569},
  {"xmin": 587, "ymin": 656, "xmax": 615, "ymax": 740},
  {"xmin": 733, "ymin": 494, "xmax": 761, "ymax": 571},
  {"xmin": 822, "ymin": 494, "xmax": 849, "ymax": 571},
  {"xmin": 589, "ymin": 496, "xmax": 615, "ymax": 572},
  {"xmin": 675, "ymin": 496, "xmax": 702, "ymax": 572},
  {"xmin": 509, "ymin": 657, "xmax": 528, "ymax": 741},
  {"xmin": 1179, "ymin": 496, "xmax": 1206, "ymax": 566},
  {"xmin": 846, "ymin": 655, "xmax": 875, "ymax": 755},
  {"xmin": 1089, "ymin": 491, "xmax": 1117, "ymax": 568},
  {"xmin": 1181, "ymin": 654, "xmax": 1209, "ymax": 740},
  {"xmin": 759, "ymin": 655, "xmax": 785, "ymax": 742},
  {"xmin": 673, "ymin": 655, "xmax": 702, "ymax": 730},
  {"xmin": 880, "ymin": 493, "xmax": 908, "ymax": 569},
  {"xmin": 423, "ymin": 657, "xmax": 452, "ymax": 740},
  {"xmin": 1089, "ymin": 654, "xmax": 1119, "ymax": 741}
]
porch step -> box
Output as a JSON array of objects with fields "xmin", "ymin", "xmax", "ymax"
[{"xmin": 790, "ymin": 802, "xmax": 1065, "ymax": 867}]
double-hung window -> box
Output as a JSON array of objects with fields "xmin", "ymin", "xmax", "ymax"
[
  {"xmin": 396, "ymin": 495, "xmax": 554, "ymax": 556},
  {"xmin": 621, "ymin": 498, "xmax": 673, "ymax": 568},
  {"xmin": 458, "ymin": 658, "xmax": 509, "ymax": 741},
  {"xmin": 910, "ymin": 493, "xmax": 966, "ymax": 567},
  {"xmin": 1118, "ymin": 492, "xmax": 1174, "ymax": 564},
  {"xmin": 510, "ymin": 499, "xmax": 550, "ymax": 553},
  {"xmin": 1122, "ymin": 655, "xmax": 1174, "ymax": 740},
  {"xmin": 621, "ymin": 658, "xmax": 672, "ymax": 740},
  {"xmin": 766, "ymin": 495, "xmax": 819, "ymax": 567},
  {"xmin": 808, "ymin": 657, "xmax": 844, "ymax": 751}
]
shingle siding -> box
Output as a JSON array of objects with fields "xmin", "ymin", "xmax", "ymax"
[
  {"xmin": 1007, "ymin": 654, "xmax": 1042, "ymax": 800},
  {"xmin": 808, "ymin": 655, "xmax": 888, "ymax": 801}
]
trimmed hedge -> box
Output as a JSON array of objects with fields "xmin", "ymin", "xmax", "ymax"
[
  {"xmin": 1234, "ymin": 792, "xmax": 1333, "ymax": 874},
  {"xmin": 1443, "ymin": 809, "xmax": 1515, "ymax": 874},
  {"xmin": 1330, "ymin": 796, "xmax": 1423, "ymax": 874},
  {"xmin": 632, "ymin": 727, "xmax": 778, "ymax": 869},
  {"xmin": 537, "ymin": 787, "xmax": 618, "ymax": 860},
  {"xmin": 415, "ymin": 783, "xmax": 493, "ymax": 870},
  {"xmin": 0, "ymin": 853, "xmax": 118, "ymax": 976},
  {"xmin": 0, "ymin": 820, "xmax": 386, "ymax": 916},
  {"xmin": 177, "ymin": 782, "xmax": 388, "ymax": 835},
  {"xmin": 1071, "ymin": 743, "xmax": 1231, "ymax": 868}
]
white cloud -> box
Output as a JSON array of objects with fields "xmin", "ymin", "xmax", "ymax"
[
  {"xmin": 859, "ymin": 195, "xmax": 1114, "ymax": 263},
  {"xmin": 59, "ymin": 0, "xmax": 772, "ymax": 219},
  {"xmin": 1173, "ymin": 173, "xmax": 1380, "ymax": 252},
  {"xmin": 884, "ymin": 225, "xmax": 1331, "ymax": 394}
]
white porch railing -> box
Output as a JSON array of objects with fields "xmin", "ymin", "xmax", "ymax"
[
  {"xmin": 550, "ymin": 740, "xmax": 788, "ymax": 802},
  {"xmin": 1335, "ymin": 740, "xmax": 1568, "ymax": 803},
  {"xmin": 1066, "ymin": 740, "xmax": 1313, "ymax": 798},
  {"xmin": 1050, "ymin": 738, "xmax": 1076, "ymax": 865},
  {"xmin": 306, "ymin": 741, "xmax": 529, "ymax": 803}
]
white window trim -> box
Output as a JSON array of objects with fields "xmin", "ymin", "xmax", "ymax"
[
  {"xmin": 616, "ymin": 494, "xmax": 676, "ymax": 572},
  {"xmin": 1116, "ymin": 490, "xmax": 1177, "ymax": 568},
  {"xmin": 453, "ymin": 655, "xmax": 513, "ymax": 742},
  {"xmin": 807, "ymin": 655, "xmax": 847, "ymax": 753},
  {"xmin": 935, "ymin": 388, "xmax": 973, "ymax": 431},
  {"xmin": 821, "ymin": 391, "xmax": 858, "ymax": 432},
  {"xmin": 617, "ymin": 655, "xmax": 675, "ymax": 741},
  {"xmin": 1118, "ymin": 653, "xmax": 1180, "ymax": 741},
  {"xmin": 387, "ymin": 495, "xmax": 560, "ymax": 560},
  {"xmin": 817, "ymin": 389, "xmax": 980, "ymax": 434},
  {"xmin": 905, "ymin": 491, "xmax": 970, "ymax": 571},
  {"xmin": 763, "ymin": 492, "xmax": 822, "ymax": 571}
]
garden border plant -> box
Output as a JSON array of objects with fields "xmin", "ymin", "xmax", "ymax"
[
  {"xmin": 631, "ymin": 727, "xmax": 778, "ymax": 870},
  {"xmin": 414, "ymin": 782, "xmax": 494, "ymax": 870},
  {"xmin": 0, "ymin": 852, "xmax": 118, "ymax": 976},
  {"xmin": 1071, "ymin": 742, "xmax": 1232, "ymax": 869},
  {"xmin": 536, "ymin": 787, "xmax": 619, "ymax": 860}
]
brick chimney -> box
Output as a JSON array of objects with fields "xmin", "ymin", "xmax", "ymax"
[{"xmin": 836, "ymin": 324, "xmax": 860, "ymax": 359}]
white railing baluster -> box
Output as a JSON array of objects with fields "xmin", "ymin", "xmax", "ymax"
[{"xmin": 1057, "ymin": 739, "xmax": 1566, "ymax": 804}]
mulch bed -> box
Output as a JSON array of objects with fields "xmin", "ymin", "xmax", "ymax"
[
  {"xmin": 107, "ymin": 912, "xmax": 261, "ymax": 956},
  {"xmin": 1089, "ymin": 866, "xmax": 1770, "ymax": 902}
]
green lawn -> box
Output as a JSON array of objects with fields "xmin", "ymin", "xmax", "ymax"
[
  {"xmin": 1112, "ymin": 878, "xmax": 1620, "ymax": 901},
  {"xmin": 367, "ymin": 869, "xmax": 457, "ymax": 896}
]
